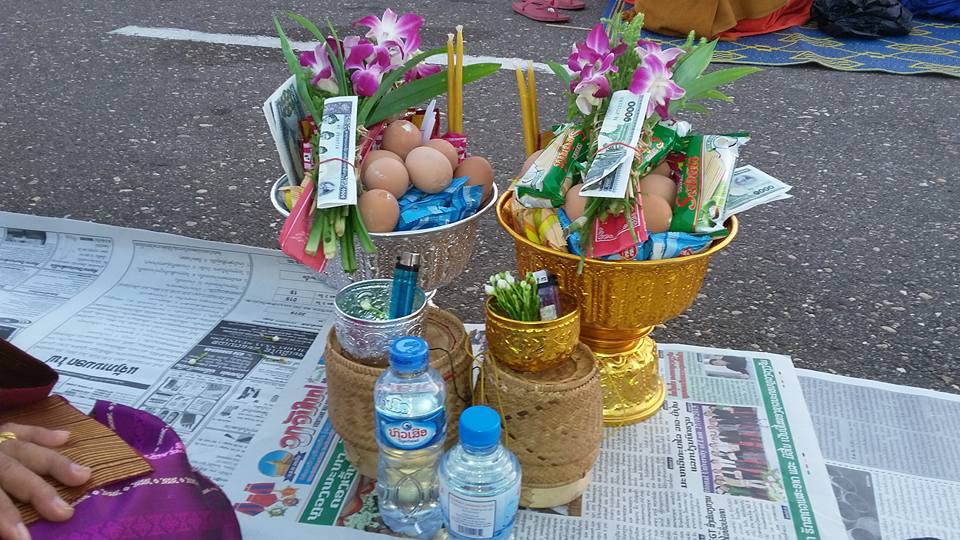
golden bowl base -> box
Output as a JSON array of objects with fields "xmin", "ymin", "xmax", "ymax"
[{"xmin": 583, "ymin": 328, "xmax": 666, "ymax": 427}]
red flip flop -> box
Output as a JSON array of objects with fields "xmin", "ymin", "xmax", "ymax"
[
  {"xmin": 554, "ymin": 0, "xmax": 587, "ymax": 10},
  {"xmin": 512, "ymin": 0, "xmax": 571, "ymax": 23}
]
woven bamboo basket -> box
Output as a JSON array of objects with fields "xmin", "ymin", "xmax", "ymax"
[
  {"xmin": 478, "ymin": 342, "xmax": 603, "ymax": 508},
  {"xmin": 325, "ymin": 307, "xmax": 473, "ymax": 478}
]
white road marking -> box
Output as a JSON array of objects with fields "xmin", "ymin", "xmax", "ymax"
[{"xmin": 109, "ymin": 25, "xmax": 558, "ymax": 74}]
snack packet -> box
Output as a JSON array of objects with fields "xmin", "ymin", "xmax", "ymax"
[
  {"xmin": 671, "ymin": 133, "xmax": 749, "ymax": 235},
  {"xmin": 397, "ymin": 177, "xmax": 484, "ymax": 231},
  {"xmin": 510, "ymin": 195, "xmax": 567, "ymax": 251},
  {"xmin": 560, "ymin": 209, "xmax": 713, "ymax": 261},
  {"xmin": 515, "ymin": 127, "xmax": 587, "ymax": 208}
]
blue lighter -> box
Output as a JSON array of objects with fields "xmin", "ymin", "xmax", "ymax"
[{"xmin": 388, "ymin": 252, "xmax": 421, "ymax": 319}]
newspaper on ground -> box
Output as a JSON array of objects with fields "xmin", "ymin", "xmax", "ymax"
[
  {"xmin": 1, "ymin": 211, "xmax": 917, "ymax": 540},
  {"xmin": 798, "ymin": 370, "xmax": 960, "ymax": 540},
  {"xmin": 0, "ymin": 211, "xmax": 347, "ymax": 486}
]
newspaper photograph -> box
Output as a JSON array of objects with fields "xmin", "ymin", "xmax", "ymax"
[{"xmin": 799, "ymin": 369, "xmax": 960, "ymax": 540}]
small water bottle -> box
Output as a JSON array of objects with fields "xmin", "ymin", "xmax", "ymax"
[
  {"xmin": 374, "ymin": 336, "xmax": 445, "ymax": 539},
  {"xmin": 439, "ymin": 406, "xmax": 521, "ymax": 540}
]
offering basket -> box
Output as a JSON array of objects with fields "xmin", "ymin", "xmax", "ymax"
[{"xmin": 496, "ymin": 191, "xmax": 739, "ymax": 426}]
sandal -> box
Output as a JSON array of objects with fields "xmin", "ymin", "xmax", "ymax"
[
  {"xmin": 512, "ymin": 0, "xmax": 571, "ymax": 23},
  {"xmin": 553, "ymin": 0, "xmax": 586, "ymax": 10}
]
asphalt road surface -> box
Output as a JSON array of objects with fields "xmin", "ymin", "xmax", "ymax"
[{"xmin": 1, "ymin": 1, "xmax": 957, "ymax": 392}]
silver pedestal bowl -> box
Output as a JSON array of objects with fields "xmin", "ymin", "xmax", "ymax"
[{"xmin": 270, "ymin": 176, "xmax": 499, "ymax": 294}]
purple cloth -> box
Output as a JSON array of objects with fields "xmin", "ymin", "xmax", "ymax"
[{"xmin": 29, "ymin": 401, "xmax": 242, "ymax": 540}]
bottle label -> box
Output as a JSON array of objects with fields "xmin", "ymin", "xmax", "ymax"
[
  {"xmin": 440, "ymin": 480, "xmax": 521, "ymax": 539},
  {"xmin": 376, "ymin": 408, "xmax": 446, "ymax": 450}
]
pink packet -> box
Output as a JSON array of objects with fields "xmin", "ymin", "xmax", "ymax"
[
  {"xmin": 588, "ymin": 204, "xmax": 649, "ymax": 258},
  {"xmin": 278, "ymin": 180, "xmax": 327, "ymax": 272}
]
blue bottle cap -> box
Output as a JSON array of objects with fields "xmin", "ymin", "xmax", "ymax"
[
  {"xmin": 459, "ymin": 405, "xmax": 501, "ymax": 450},
  {"xmin": 389, "ymin": 336, "xmax": 429, "ymax": 373}
]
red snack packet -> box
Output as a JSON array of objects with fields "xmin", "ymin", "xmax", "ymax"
[
  {"xmin": 588, "ymin": 204, "xmax": 648, "ymax": 258},
  {"xmin": 279, "ymin": 180, "xmax": 327, "ymax": 272}
]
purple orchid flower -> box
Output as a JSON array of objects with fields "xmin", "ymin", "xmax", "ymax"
[
  {"xmin": 342, "ymin": 36, "xmax": 389, "ymax": 97},
  {"xmin": 404, "ymin": 63, "xmax": 441, "ymax": 82},
  {"xmin": 573, "ymin": 64, "xmax": 613, "ymax": 114},
  {"xmin": 354, "ymin": 9, "xmax": 423, "ymax": 47},
  {"xmin": 628, "ymin": 55, "xmax": 686, "ymax": 118},
  {"xmin": 299, "ymin": 44, "xmax": 338, "ymax": 94},
  {"xmin": 634, "ymin": 39, "xmax": 684, "ymax": 69},
  {"xmin": 565, "ymin": 24, "xmax": 627, "ymax": 114},
  {"xmin": 567, "ymin": 24, "xmax": 627, "ymax": 72}
]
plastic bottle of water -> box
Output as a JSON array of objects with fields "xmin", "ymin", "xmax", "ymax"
[
  {"xmin": 439, "ymin": 406, "xmax": 522, "ymax": 540},
  {"xmin": 374, "ymin": 336, "xmax": 446, "ymax": 539}
]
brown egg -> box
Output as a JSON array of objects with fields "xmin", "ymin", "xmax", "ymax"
[
  {"xmin": 563, "ymin": 186, "xmax": 588, "ymax": 221},
  {"xmin": 455, "ymin": 156, "xmax": 495, "ymax": 201},
  {"xmin": 358, "ymin": 189, "xmax": 400, "ymax": 233},
  {"xmin": 640, "ymin": 194, "xmax": 672, "ymax": 233},
  {"xmin": 363, "ymin": 158, "xmax": 410, "ymax": 198},
  {"xmin": 361, "ymin": 149, "xmax": 403, "ymax": 176},
  {"xmin": 651, "ymin": 161, "xmax": 672, "ymax": 178},
  {"xmin": 519, "ymin": 150, "xmax": 543, "ymax": 177},
  {"xmin": 381, "ymin": 120, "xmax": 422, "ymax": 159},
  {"xmin": 424, "ymin": 139, "xmax": 459, "ymax": 169},
  {"xmin": 638, "ymin": 174, "xmax": 677, "ymax": 205},
  {"xmin": 405, "ymin": 147, "xmax": 453, "ymax": 194}
]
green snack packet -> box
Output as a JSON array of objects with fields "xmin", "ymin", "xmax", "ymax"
[
  {"xmin": 638, "ymin": 123, "xmax": 681, "ymax": 175},
  {"xmin": 671, "ymin": 133, "xmax": 750, "ymax": 235},
  {"xmin": 516, "ymin": 127, "xmax": 588, "ymax": 208}
]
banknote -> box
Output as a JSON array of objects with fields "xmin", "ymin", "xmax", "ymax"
[
  {"xmin": 314, "ymin": 96, "xmax": 359, "ymax": 210},
  {"xmin": 580, "ymin": 91, "xmax": 650, "ymax": 199},
  {"xmin": 722, "ymin": 165, "xmax": 793, "ymax": 219},
  {"xmin": 263, "ymin": 76, "xmax": 306, "ymax": 184}
]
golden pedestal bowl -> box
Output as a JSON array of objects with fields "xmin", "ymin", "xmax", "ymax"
[
  {"xmin": 495, "ymin": 191, "xmax": 739, "ymax": 426},
  {"xmin": 484, "ymin": 293, "xmax": 580, "ymax": 373}
]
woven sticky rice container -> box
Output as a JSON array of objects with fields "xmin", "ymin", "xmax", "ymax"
[
  {"xmin": 478, "ymin": 343, "xmax": 603, "ymax": 508},
  {"xmin": 325, "ymin": 306, "xmax": 473, "ymax": 478}
]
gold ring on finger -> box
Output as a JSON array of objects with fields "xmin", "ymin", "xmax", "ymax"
[{"xmin": 0, "ymin": 432, "xmax": 17, "ymax": 445}]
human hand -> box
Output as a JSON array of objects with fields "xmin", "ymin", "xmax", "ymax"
[{"xmin": 0, "ymin": 424, "xmax": 91, "ymax": 540}]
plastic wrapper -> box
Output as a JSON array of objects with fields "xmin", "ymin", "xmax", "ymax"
[
  {"xmin": 396, "ymin": 177, "xmax": 484, "ymax": 231},
  {"xmin": 515, "ymin": 127, "xmax": 587, "ymax": 208},
  {"xmin": 670, "ymin": 133, "xmax": 749, "ymax": 235},
  {"xmin": 509, "ymin": 195, "xmax": 567, "ymax": 252},
  {"xmin": 559, "ymin": 209, "xmax": 713, "ymax": 261},
  {"xmin": 812, "ymin": 0, "xmax": 913, "ymax": 38}
]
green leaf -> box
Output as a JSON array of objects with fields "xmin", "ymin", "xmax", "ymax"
[
  {"xmin": 356, "ymin": 46, "xmax": 447, "ymax": 125},
  {"xmin": 546, "ymin": 60, "xmax": 572, "ymax": 87},
  {"xmin": 702, "ymin": 89, "xmax": 732, "ymax": 101},
  {"xmin": 286, "ymin": 12, "xmax": 325, "ymax": 43},
  {"xmin": 679, "ymin": 102, "xmax": 709, "ymax": 114},
  {"xmin": 366, "ymin": 63, "xmax": 501, "ymax": 126},
  {"xmin": 323, "ymin": 21, "xmax": 352, "ymax": 95},
  {"xmin": 681, "ymin": 66, "xmax": 759, "ymax": 101},
  {"xmin": 295, "ymin": 75, "xmax": 321, "ymax": 123},
  {"xmin": 671, "ymin": 39, "xmax": 717, "ymax": 88},
  {"xmin": 275, "ymin": 17, "xmax": 321, "ymax": 121},
  {"xmin": 274, "ymin": 17, "xmax": 305, "ymax": 78}
]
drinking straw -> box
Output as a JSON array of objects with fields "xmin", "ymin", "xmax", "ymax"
[
  {"xmin": 447, "ymin": 34, "xmax": 455, "ymax": 132},
  {"xmin": 455, "ymin": 26, "xmax": 465, "ymax": 133},
  {"xmin": 515, "ymin": 68, "xmax": 534, "ymax": 157},
  {"xmin": 526, "ymin": 61, "xmax": 540, "ymax": 151}
]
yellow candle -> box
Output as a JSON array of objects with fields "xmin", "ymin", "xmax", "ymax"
[
  {"xmin": 455, "ymin": 26, "xmax": 465, "ymax": 133},
  {"xmin": 526, "ymin": 61, "xmax": 540, "ymax": 151},
  {"xmin": 515, "ymin": 68, "xmax": 534, "ymax": 157},
  {"xmin": 446, "ymin": 34, "xmax": 455, "ymax": 133}
]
